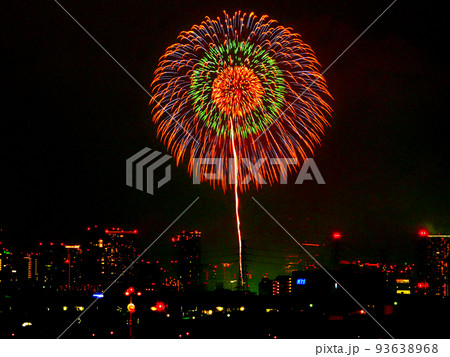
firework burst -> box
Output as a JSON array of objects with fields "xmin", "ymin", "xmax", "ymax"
[
  {"xmin": 151, "ymin": 11, "xmax": 332, "ymax": 290},
  {"xmin": 151, "ymin": 11, "xmax": 332, "ymax": 191}
]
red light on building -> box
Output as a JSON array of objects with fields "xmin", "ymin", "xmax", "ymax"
[
  {"xmin": 417, "ymin": 282, "xmax": 429, "ymax": 289},
  {"xmin": 156, "ymin": 302, "xmax": 165, "ymax": 312},
  {"xmin": 87, "ymin": 227, "xmax": 91, "ymax": 231},
  {"xmin": 137, "ymin": 292, "xmax": 142, "ymax": 296},
  {"xmin": 133, "ymin": 230, "xmax": 138, "ymax": 234},
  {"xmin": 332, "ymin": 232, "xmax": 342, "ymax": 239},
  {"xmin": 125, "ymin": 291, "xmax": 130, "ymax": 296},
  {"xmin": 418, "ymin": 229, "xmax": 428, "ymax": 237}
]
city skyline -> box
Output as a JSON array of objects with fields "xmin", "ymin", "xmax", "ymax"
[
  {"xmin": 1, "ymin": 226, "xmax": 448, "ymax": 339},
  {"xmin": 1, "ymin": 226, "xmax": 447, "ymax": 295}
]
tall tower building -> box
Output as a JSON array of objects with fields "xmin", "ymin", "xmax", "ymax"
[
  {"xmin": 23, "ymin": 253, "xmax": 39, "ymax": 283},
  {"xmin": 171, "ymin": 231, "xmax": 202, "ymax": 291},
  {"xmin": 63, "ymin": 245, "xmax": 83, "ymax": 290},
  {"xmin": 423, "ymin": 234, "xmax": 450, "ymax": 296}
]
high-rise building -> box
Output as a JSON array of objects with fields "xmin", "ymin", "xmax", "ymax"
[
  {"xmin": 171, "ymin": 231, "xmax": 202, "ymax": 291},
  {"xmin": 88, "ymin": 227, "xmax": 138, "ymax": 285},
  {"xmin": 37, "ymin": 242, "xmax": 67, "ymax": 290},
  {"xmin": 22, "ymin": 253, "xmax": 39, "ymax": 283},
  {"xmin": 63, "ymin": 245, "xmax": 83, "ymax": 290},
  {"xmin": 423, "ymin": 234, "xmax": 450, "ymax": 296}
]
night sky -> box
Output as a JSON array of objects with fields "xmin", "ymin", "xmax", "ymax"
[{"xmin": 1, "ymin": 1, "xmax": 448, "ymax": 288}]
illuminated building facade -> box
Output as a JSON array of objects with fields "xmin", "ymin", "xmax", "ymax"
[
  {"xmin": 272, "ymin": 275, "xmax": 292, "ymax": 296},
  {"xmin": 37, "ymin": 242, "xmax": 67, "ymax": 290},
  {"xmin": 89, "ymin": 228, "xmax": 138, "ymax": 284},
  {"xmin": 23, "ymin": 253, "xmax": 39, "ymax": 282},
  {"xmin": 395, "ymin": 278, "xmax": 412, "ymax": 295},
  {"xmin": 0, "ymin": 243, "xmax": 18, "ymax": 284},
  {"xmin": 62, "ymin": 245, "xmax": 83, "ymax": 290},
  {"xmin": 423, "ymin": 234, "xmax": 450, "ymax": 296},
  {"xmin": 171, "ymin": 231, "xmax": 202, "ymax": 291},
  {"xmin": 284, "ymin": 243, "xmax": 323, "ymax": 273}
]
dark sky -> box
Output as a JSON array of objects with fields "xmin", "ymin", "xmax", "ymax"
[{"xmin": 1, "ymin": 1, "xmax": 448, "ymax": 287}]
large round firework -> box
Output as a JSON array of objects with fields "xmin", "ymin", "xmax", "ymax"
[{"xmin": 151, "ymin": 11, "xmax": 332, "ymax": 190}]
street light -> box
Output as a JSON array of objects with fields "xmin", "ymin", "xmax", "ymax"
[{"xmin": 124, "ymin": 287, "xmax": 141, "ymax": 338}]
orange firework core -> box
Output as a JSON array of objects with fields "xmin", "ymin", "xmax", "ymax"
[{"xmin": 212, "ymin": 66, "xmax": 264, "ymax": 118}]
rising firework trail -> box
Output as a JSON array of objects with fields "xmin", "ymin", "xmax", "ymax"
[{"xmin": 150, "ymin": 11, "xmax": 332, "ymax": 290}]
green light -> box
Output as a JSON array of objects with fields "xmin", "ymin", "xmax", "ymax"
[{"xmin": 189, "ymin": 39, "xmax": 286, "ymax": 138}]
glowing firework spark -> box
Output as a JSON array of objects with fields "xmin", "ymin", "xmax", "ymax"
[{"xmin": 151, "ymin": 11, "xmax": 332, "ymax": 289}]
